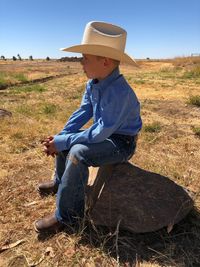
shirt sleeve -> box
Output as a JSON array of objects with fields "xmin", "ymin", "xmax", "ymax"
[
  {"xmin": 58, "ymin": 87, "xmax": 93, "ymax": 135},
  {"xmin": 54, "ymin": 86, "xmax": 130, "ymax": 152}
]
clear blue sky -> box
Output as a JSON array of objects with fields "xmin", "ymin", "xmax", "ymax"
[{"xmin": 0, "ymin": 0, "xmax": 199, "ymax": 59}]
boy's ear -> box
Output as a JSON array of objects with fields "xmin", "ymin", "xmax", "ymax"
[{"xmin": 103, "ymin": 57, "xmax": 112, "ymax": 67}]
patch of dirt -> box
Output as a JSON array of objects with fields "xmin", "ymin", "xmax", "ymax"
[{"xmin": 142, "ymin": 99, "xmax": 200, "ymax": 121}]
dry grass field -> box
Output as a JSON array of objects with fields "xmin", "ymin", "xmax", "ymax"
[{"xmin": 0, "ymin": 58, "xmax": 200, "ymax": 266}]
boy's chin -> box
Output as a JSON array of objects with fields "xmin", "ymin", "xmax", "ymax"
[
  {"xmin": 85, "ymin": 73, "xmax": 96, "ymax": 79},
  {"xmin": 83, "ymin": 71, "xmax": 89, "ymax": 78}
]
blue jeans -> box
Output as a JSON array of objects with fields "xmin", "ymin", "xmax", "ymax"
[{"xmin": 54, "ymin": 134, "xmax": 137, "ymax": 224}]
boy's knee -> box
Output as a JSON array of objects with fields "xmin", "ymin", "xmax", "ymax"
[{"xmin": 68, "ymin": 144, "xmax": 88, "ymax": 164}]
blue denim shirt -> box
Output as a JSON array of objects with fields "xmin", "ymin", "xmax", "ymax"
[{"xmin": 54, "ymin": 68, "xmax": 142, "ymax": 152}]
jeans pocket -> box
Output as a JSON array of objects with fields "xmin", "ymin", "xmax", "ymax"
[{"xmin": 109, "ymin": 135, "xmax": 137, "ymax": 161}]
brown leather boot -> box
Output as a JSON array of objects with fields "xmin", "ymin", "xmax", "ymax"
[
  {"xmin": 34, "ymin": 214, "xmax": 63, "ymax": 233},
  {"xmin": 38, "ymin": 180, "xmax": 58, "ymax": 196}
]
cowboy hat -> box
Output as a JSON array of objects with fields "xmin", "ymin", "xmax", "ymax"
[{"xmin": 60, "ymin": 21, "xmax": 136, "ymax": 66}]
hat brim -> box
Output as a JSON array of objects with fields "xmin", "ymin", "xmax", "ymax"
[{"xmin": 60, "ymin": 44, "xmax": 137, "ymax": 66}]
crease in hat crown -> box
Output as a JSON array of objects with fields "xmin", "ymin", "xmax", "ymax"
[
  {"xmin": 81, "ymin": 21, "xmax": 127, "ymax": 51},
  {"xmin": 60, "ymin": 21, "xmax": 137, "ymax": 65}
]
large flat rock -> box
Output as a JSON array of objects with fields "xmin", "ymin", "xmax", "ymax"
[{"xmin": 88, "ymin": 163, "xmax": 193, "ymax": 233}]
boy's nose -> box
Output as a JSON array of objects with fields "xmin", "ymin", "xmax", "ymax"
[{"xmin": 80, "ymin": 57, "xmax": 84, "ymax": 65}]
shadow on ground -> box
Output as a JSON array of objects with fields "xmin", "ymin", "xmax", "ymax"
[{"xmin": 80, "ymin": 209, "xmax": 200, "ymax": 266}]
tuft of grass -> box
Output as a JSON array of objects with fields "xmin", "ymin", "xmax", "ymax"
[
  {"xmin": 125, "ymin": 75, "xmax": 132, "ymax": 82},
  {"xmin": 12, "ymin": 84, "xmax": 46, "ymax": 93},
  {"xmin": 182, "ymin": 66, "xmax": 200, "ymax": 79},
  {"xmin": 0, "ymin": 72, "xmax": 8, "ymax": 87},
  {"xmin": 160, "ymin": 67, "xmax": 173, "ymax": 73},
  {"xmin": 143, "ymin": 122, "xmax": 162, "ymax": 133},
  {"xmin": 134, "ymin": 79, "xmax": 146, "ymax": 84},
  {"xmin": 188, "ymin": 95, "xmax": 200, "ymax": 107},
  {"xmin": 42, "ymin": 103, "xmax": 57, "ymax": 114},
  {"xmin": 158, "ymin": 67, "xmax": 178, "ymax": 79},
  {"xmin": 13, "ymin": 72, "xmax": 28, "ymax": 82},
  {"xmin": 173, "ymin": 56, "xmax": 200, "ymax": 67},
  {"xmin": 193, "ymin": 127, "xmax": 200, "ymax": 137},
  {"xmin": 11, "ymin": 132, "xmax": 24, "ymax": 140},
  {"xmin": 0, "ymin": 71, "xmax": 28, "ymax": 87},
  {"xmin": 15, "ymin": 105, "xmax": 33, "ymax": 115}
]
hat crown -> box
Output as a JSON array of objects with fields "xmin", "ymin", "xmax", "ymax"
[{"xmin": 82, "ymin": 21, "xmax": 127, "ymax": 52}]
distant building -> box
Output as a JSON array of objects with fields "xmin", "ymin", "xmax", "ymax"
[{"xmin": 191, "ymin": 53, "xmax": 200, "ymax": 57}]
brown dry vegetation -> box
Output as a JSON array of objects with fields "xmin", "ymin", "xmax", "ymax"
[
  {"xmin": 0, "ymin": 60, "xmax": 80, "ymax": 88},
  {"xmin": 0, "ymin": 58, "xmax": 200, "ymax": 266}
]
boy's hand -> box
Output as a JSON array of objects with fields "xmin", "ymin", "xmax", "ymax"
[
  {"xmin": 41, "ymin": 135, "xmax": 54, "ymax": 145},
  {"xmin": 42, "ymin": 136, "xmax": 58, "ymax": 157}
]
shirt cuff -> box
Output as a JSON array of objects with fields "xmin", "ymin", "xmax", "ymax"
[{"xmin": 54, "ymin": 134, "xmax": 68, "ymax": 152}]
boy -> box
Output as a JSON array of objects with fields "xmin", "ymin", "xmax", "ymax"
[{"xmin": 34, "ymin": 21, "xmax": 142, "ymax": 232}]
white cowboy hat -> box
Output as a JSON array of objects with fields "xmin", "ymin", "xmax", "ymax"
[{"xmin": 60, "ymin": 21, "xmax": 136, "ymax": 66}]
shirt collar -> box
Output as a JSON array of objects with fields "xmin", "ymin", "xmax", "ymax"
[{"xmin": 91, "ymin": 67, "xmax": 120, "ymax": 90}]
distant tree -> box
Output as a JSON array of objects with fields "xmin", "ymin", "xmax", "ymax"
[
  {"xmin": 13, "ymin": 56, "xmax": 17, "ymax": 61},
  {"xmin": 1, "ymin": 55, "xmax": 6, "ymax": 60},
  {"xmin": 59, "ymin": 56, "xmax": 82, "ymax": 62},
  {"xmin": 29, "ymin": 55, "xmax": 33, "ymax": 61},
  {"xmin": 46, "ymin": 56, "xmax": 50, "ymax": 61},
  {"xmin": 146, "ymin": 57, "xmax": 150, "ymax": 60},
  {"xmin": 17, "ymin": 54, "xmax": 22, "ymax": 60}
]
